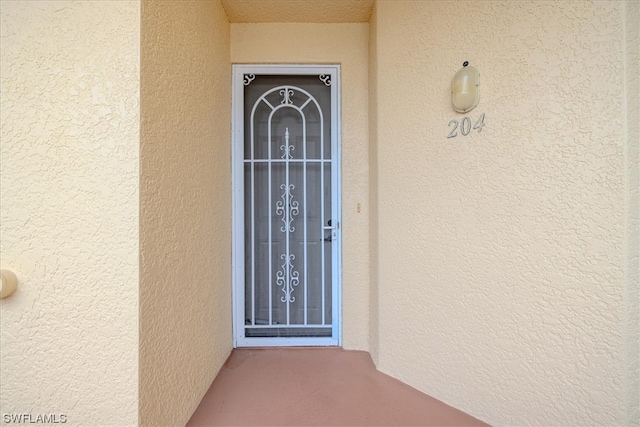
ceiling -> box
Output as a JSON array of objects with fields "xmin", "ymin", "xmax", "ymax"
[{"xmin": 221, "ymin": 0, "xmax": 374, "ymax": 23}]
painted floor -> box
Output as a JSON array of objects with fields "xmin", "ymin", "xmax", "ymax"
[{"xmin": 187, "ymin": 348, "xmax": 488, "ymax": 426}]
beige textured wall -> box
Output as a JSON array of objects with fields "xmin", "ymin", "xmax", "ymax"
[
  {"xmin": 139, "ymin": 1, "xmax": 232, "ymax": 425},
  {"xmin": 0, "ymin": 1, "xmax": 140, "ymax": 425},
  {"xmin": 624, "ymin": 1, "xmax": 640, "ymax": 425},
  {"xmin": 231, "ymin": 23, "xmax": 370, "ymax": 351},
  {"xmin": 221, "ymin": 0, "xmax": 372, "ymax": 23},
  {"xmin": 368, "ymin": 4, "xmax": 380, "ymax": 364},
  {"xmin": 371, "ymin": 1, "xmax": 632, "ymax": 425}
]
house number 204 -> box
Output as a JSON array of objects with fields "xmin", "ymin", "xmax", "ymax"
[{"xmin": 447, "ymin": 113, "xmax": 485, "ymax": 138}]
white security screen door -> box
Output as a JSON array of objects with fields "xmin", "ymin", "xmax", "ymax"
[{"xmin": 232, "ymin": 65, "xmax": 341, "ymax": 347}]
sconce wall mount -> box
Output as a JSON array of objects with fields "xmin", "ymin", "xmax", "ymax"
[{"xmin": 451, "ymin": 61, "xmax": 480, "ymax": 113}]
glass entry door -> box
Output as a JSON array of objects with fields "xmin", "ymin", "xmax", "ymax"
[{"xmin": 232, "ymin": 66, "xmax": 341, "ymax": 347}]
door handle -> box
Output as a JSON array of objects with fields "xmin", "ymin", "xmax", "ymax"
[
  {"xmin": 323, "ymin": 219, "xmax": 338, "ymax": 242},
  {"xmin": 322, "ymin": 219, "xmax": 338, "ymax": 230}
]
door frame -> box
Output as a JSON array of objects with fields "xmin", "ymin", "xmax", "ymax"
[{"xmin": 231, "ymin": 64, "xmax": 342, "ymax": 347}]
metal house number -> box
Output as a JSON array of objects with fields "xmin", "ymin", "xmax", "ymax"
[{"xmin": 447, "ymin": 113, "xmax": 485, "ymax": 138}]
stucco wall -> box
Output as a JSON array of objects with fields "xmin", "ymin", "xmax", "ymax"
[
  {"xmin": 231, "ymin": 23, "xmax": 370, "ymax": 351},
  {"xmin": 0, "ymin": 1, "xmax": 140, "ymax": 425},
  {"xmin": 371, "ymin": 1, "xmax": 632, "ymax": 425},
  {"xmin": 139, "ymin": 1, "xmax": 232, "ymax": 425},
  {"xmin": 368, "ymin": 5, "xmax": 380, "ymax": 365},
  {"xmin": 624, "ymin": 1, "xmax": 640, "ymax": 425}
]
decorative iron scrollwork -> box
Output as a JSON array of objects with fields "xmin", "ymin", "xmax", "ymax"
[
  {"xmin": 280, "ymin": 88, "xmax": 294, "ymax": 104},
  {"xmin": 243, "ymin": 74, "xmax": 256, "ymax": 85},
  {"xmin": 276, "ymin": 254, "xmax": 300, "ymax": 303},
  {"xmin": 280, "ymin": 127, "xmax": 294, "ymax": 159},
  {"xmin": 275, "ymin": 184, "xmax": 299, "ymax": 232},
  {"xmin": 319, "ymin": 75, "xmax": 331, "ymax": 86}
]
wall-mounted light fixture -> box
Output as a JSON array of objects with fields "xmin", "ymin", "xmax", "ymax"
[
  {"xmin": 0, "ymin": 269, "xmax": 18, "ymax": 298},
  {"xmin": 451, "ymin": 61, "xmax": 480, "ymax": 113}
]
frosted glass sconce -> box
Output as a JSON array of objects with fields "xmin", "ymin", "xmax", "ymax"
[
  {"xmin": 0, "ymin": 269, "xmax": 18, "ymax": 298},
  {"xmin": 451, "ymin": 61, "xmax": 480, "ymax": 113}
]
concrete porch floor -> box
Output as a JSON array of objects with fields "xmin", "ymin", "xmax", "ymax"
[{"xmin": 187, "ymin": 348, "xmax": 488, "ymax": 426}]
